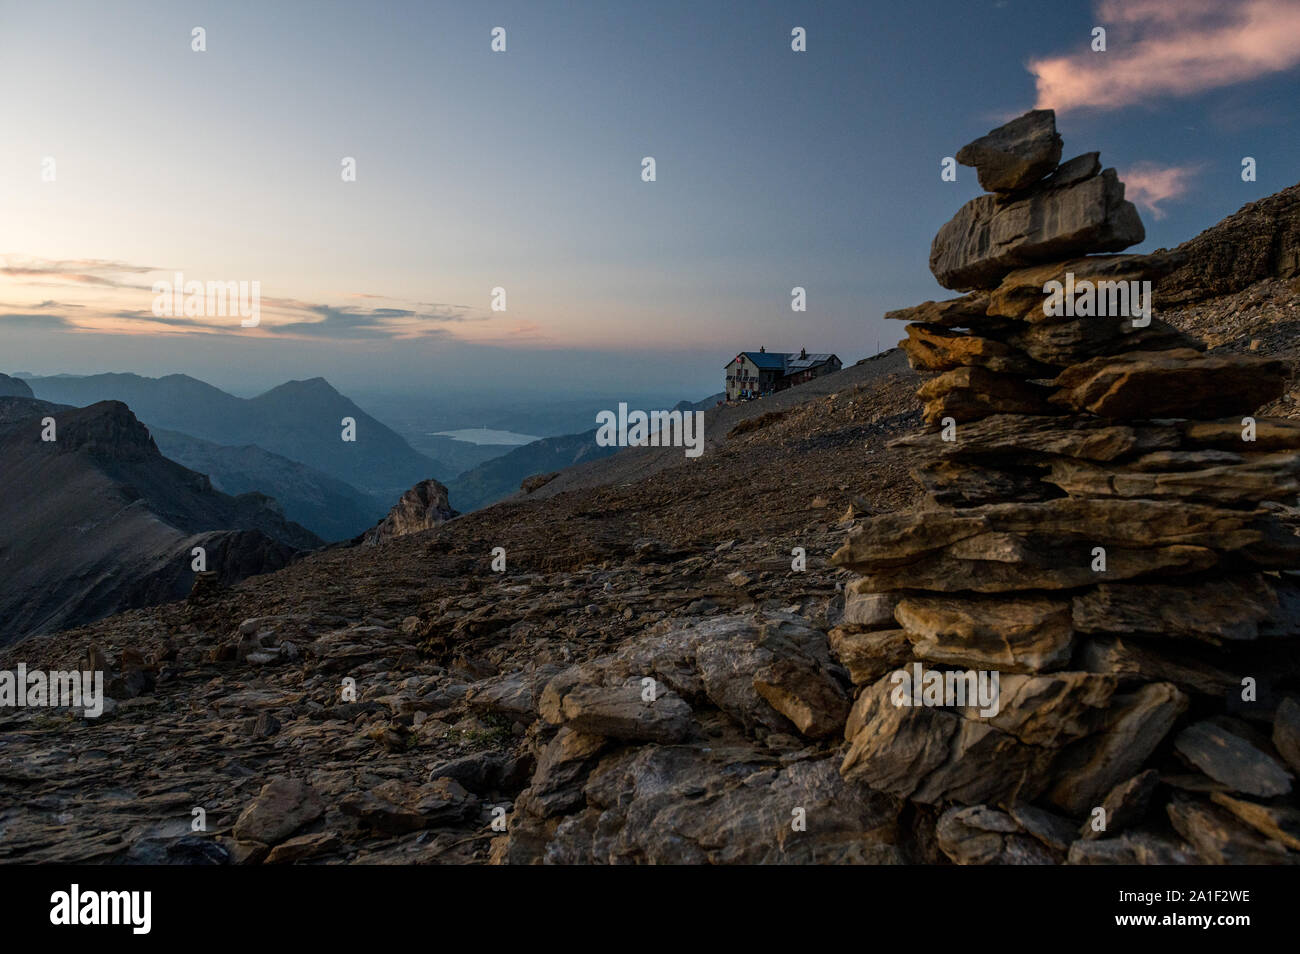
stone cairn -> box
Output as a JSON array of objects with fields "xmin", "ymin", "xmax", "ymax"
[{"xmin": 829, "ymin": 109, "xmax": 1300, "ymax": 863}]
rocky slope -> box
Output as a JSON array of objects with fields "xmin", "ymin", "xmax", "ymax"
[
  {"xmin": 0, "ymin": 399, "xmax": 321, "ymax": 644},
  {"xmin": 446, "ymin": 428, "xmax": 619, "ymax": 513},
  {"xmin": 3, "ymin": 133, "xmax": 1299, "ymax": 865},
  {"xmin": 446, "ymin": 393, "xmax": 725, "ymax": 513},
  {"xmin": 1155, "ymin": 183, "xmax": 1300, "ymax": 307},
  {"xmin": 0, "ymin": 363, "xmax": 924, "ymax": 862},
  {"xmin": 513, "ymin": 353, "xmax": 912, "ymax": 507},
  {"xmin": 1155, "ymin": 184, "xmax": 1300, "ymax": 422}
]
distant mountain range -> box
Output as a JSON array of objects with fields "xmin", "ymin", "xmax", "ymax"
[
  {"xmin": 149, "ymin": 427, "xmax": 386, "ymax": 541},
  {"xmin": 20, "ymin": 373, "xmax": 725, "ymax": 522},
  {"xmin": 0, "ymin": 398, "xmax": 321, "ymax": 644},
  {"xmin": 446, "ymin": 394, "xmax": 723, "ymax": 511},
  {"xmin": 405, "ymin": 432, "xmax": 515, "ymax": 478},
  {"xmin": 0, "ymin": 369, "xmax": 726, "ymax": 642},
  {"xmin": 446, "ymin": 427, "xmax": 618, "ymax": 512},
  {"xmin": 26, "ymin": 373, "xmax": 444, "ymax": 502}
]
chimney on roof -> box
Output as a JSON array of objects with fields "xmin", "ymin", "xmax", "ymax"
[
  {"xmin": 800, "ymin": 347, "xmax": 807, "ymax": 359},
  {"xmin": 759, "ymin": 345, "xmax": 765, "ymax": 353}
]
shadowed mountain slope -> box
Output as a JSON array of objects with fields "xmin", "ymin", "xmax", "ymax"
[
  {"xmin": 0, "ymin": 373, "xmax": 34, "ymax": 398},
  {"xmin": 0, "ymin": 399, "xmax": 321, "ymax": 644},
  {"xmin": 445, "ymin": 393, "xmax": 724, "ymax": 512},
  {"xmin": 150, "ymin": 427, "xmax": 388, "ymax": 541}
]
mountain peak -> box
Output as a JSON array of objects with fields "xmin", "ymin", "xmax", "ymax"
[
  {"xmin": 256, "ymin": 377, "xmax": 343, "ymax": 400},
  {"xmin": 55, "ymin": 400, "xmax": 160, "ymax": 461}
]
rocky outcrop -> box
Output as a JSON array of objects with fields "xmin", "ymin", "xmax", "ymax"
[
  {"xmin": 363, "ymin": 478, "xmax": 458, "ymax": 545},
  {"xmin": 520, "ymin": 471, "xmax": 559, "ymax": 494},
  {"xmin": 498, "ymin": 612, "xmax": 899, "ymax": 864},
  {"xmin": 839, "ymin": 109, "xmax": 1300, "ymax": 865},
  {"xmin": 1156, "ymin": 182, "xmax": 1300, "ymax": 306}
]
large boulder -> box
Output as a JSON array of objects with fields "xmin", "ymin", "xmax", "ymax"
[
  {"xmin": 1049, "ymin": 349, "xmax": 1289, "ymax": 419},
  {"xmin": 1072, "ymin": 577, "xmax": 1292, "ymax": 644},
  {"xmin": 557, "ymin": 680, "xmax": 695, "ymax": 744},
  {"xmin": 895, "ymin": 594, "xmax": 1074, "ymax": 672},
  {"xmin": 832, "ymin": 498, "xmax": 1300, "ymax": 592},
  {"xmin": 915, "ymin": 366, "xmax": 1055, "ymax": 424},
  {"xmin": 839, "ymin": 676, "xmax": 1054, "ymax": 806},
  {"xmin": 901, "ymin": 323, "xmax": 1047, "ymax": 375},
  {"xmin": 231, "ymin": 776, "xmax": 326, "ymax": 846},
  {"xmin": 955, "ymin": 109, "xmax": 1063, "ymax": 193},
  {"xmin": 936, "ymin": 804, "xmax": 1059, "ymax": 864},
  {"xmin": 1045, "ymin": 683, "xmax": 1188, "ymax": 815},
  {"xmin": 930, "ymin": 169, "xmax": 1144, "ymax": 290},
  {"xmin": 1174, "ymin": 721, "xmax": 1293, "ymax": 797},
  {"xmin": 985, "ymin": 251, "xmax": 1186, "ymax": 321}
]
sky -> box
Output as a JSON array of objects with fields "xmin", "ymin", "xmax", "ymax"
[{"xmin": 2, "ymin": 0, "xmax": 1298, "ymax": 400}]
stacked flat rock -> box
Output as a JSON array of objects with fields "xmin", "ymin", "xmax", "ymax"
[{"xmin": 830, "ymin": 109, "xmax": 1300, "ymax": 865}]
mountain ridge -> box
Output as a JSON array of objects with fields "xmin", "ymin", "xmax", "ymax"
[
  {"xmin": 0, "ymin": 398, "xmax": 322, "ymax": 644},
  {"xmin": 149, "ymin": 427, "xmax": 390, "ymax": 541},
  {"xmin": 26, "ymin": 371, "xmax": 444, "ymax": 500}
]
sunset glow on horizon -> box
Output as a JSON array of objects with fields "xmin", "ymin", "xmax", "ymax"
[{"xmin": 3, "ymin": 0, "xmax": 1297, "ymax": 395}]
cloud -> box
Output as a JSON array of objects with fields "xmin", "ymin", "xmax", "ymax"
[
  {"xmin": 0, "ymin": 256, "xmax": 494, "ymax": 342},
  {"xmin": 1120, "ymin": 162, "xmax": 1201, "ymax": 218},
  {"xmin": 104, "ymin": 309, "xmax": 239, "ymax": 332},
  {"xmin": 0, "ymin": 257, "xmax": 161, "ymax": 290},
  {"xmin": 343, "ymin": 292, "xmax": 479, "ymax": 319},
  {"xmin": 262, "ymin": 301, "xmax": 481, "ymax": 341},
  {"xmin": 0, "ymin": 298, "xmax": 82, "ymax": 311},
  {"xmin": 0, "ymin": 312, "xmax": 74, "ymax": 328},
  {"xmin": 274, "ymin": 305, "xmax": 454, "ymax": 340},
  {"xmin": 1029, "ymin": 0, "xmax": 1300, "ymax": 113}
]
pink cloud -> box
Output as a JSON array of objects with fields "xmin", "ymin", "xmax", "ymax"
[
  {"xmin": 1029, "ymin": 0, "xmax": 1300, "ymax": 113},
  {"xmin": 1120, "ymin": 162, "xmax": 1201, "ymax": 219}
]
